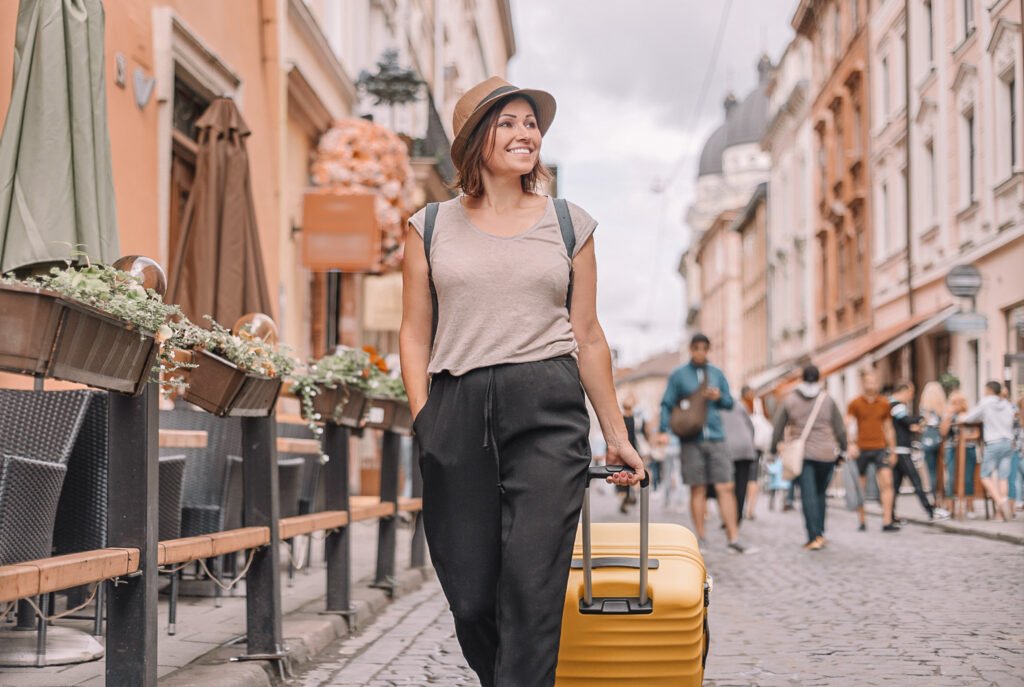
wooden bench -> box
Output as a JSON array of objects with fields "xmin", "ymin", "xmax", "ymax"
[
  {"xmin": 157, "ymin": 527, "xmax": 270, "ymax": 566},
  {"xmin": 277, "ymin": 437, "xmax": 323, "ymax": 455},
  {"xmin": 279, "ymin": 511, "xmax": 349, "ymax": 540},
  {"xmin": 350, "ymin": 495, "xmax": 396, "ymax": 521},
  {"xmin": 158, "ymin": 429, "xmax": 208, "ymax": 449},
  {"xmin": 0, "ymin": 548, "xmax": 140, "ymax": 603}
]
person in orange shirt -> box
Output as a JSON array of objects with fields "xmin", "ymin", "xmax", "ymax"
[{"xmin": 847, "ymin": 370, "xmax": 899, "ymax": 532}]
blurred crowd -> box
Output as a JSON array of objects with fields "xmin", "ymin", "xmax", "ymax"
[{"xmin": 595, "ymin": 333, "xmax": 1023, "ymax": 552}]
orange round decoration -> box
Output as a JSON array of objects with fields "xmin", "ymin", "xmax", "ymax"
[
  {"xmin": 232, "ymin": 312, "xmax": 279, "ymax": 345},
  {"xmin": 310, "ymin": 118, "xmax": 418, "ymax": 272},
  {"xmin": 112, "ymin": 255, "xmax": 167, "ymax": 296}
]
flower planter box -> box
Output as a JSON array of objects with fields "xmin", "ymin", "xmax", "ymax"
[
  {"xmin": 309, "ymin": 384, "xmax": 366, "ymax": 429},
  {"xmin": 363, "ymin": 396, "xmax": 413, "ymax": 436},
  {"xmin": 0, "ymin": 283, "xmax": 157, "ymax": 395},
  {"xmin": 179, "ymin": 348, "xmax": 282, "ymax": 417}
]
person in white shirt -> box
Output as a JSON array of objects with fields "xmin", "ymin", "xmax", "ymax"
[{"xmin": 962, "ymin": 381, "xmax": 1018, "ymax": 521}]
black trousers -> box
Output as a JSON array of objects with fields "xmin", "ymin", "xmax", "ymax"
[
  {"xmin": 733, "ymin": 458, "xmax": 755, "ymax": 525},
  {"xmin": 414, "ymin": 356, "xmax": 592, "ymax": 687},
  {"xmin": 891, "ymin": 451, "xmax": 934, "ymax": 518}
]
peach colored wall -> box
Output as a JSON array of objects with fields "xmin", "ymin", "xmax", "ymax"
[{"xmin": 0, "ymin": 1, "xmax": 282, "ymax": 311}]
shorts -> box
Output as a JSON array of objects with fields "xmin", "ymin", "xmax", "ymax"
[
  {"xmin": 680, "ymin": 441, "xmax": 733, "ymax": 486},
  {"xmin": 856, "ymin": 449, "xmax": 892, "ymax": 476},
  {"xmin": 981, "ymin": 439, "xmax": 1013, "ymax": 479}
]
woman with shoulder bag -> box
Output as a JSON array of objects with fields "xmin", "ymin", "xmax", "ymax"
[{"xmin": 400, "ymin": 77, "xmax": 644, "ymax": 687}]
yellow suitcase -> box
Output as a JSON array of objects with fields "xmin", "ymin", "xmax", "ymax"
[{"xmin": 556, "ymin": 466, "xmax": 710, "ymax": 686}]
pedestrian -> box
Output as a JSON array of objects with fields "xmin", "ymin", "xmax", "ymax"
[
  {"xmin": 918, "ymin": 381, "xmax": 947, "ymax": 499},
  {"xmin": 940, "ymin": 390, "xmax": 978, "ymax": 513},
  {"xmin": 720, "ymin": 404, "xmax": 756, "ymax": 528},
  {"xmin": 888, "ymin": 382, "xmax": 950, "ymax": 521},
  {"xmin": 962, "ymin": 381, "xmax": 1017, "ymax": 521},
  {"xmin": 657, "ymin": 333, "xmax": 748, "ymax": 553},
  {"xmin": 770, "ymin": 365, "xmax": 847, "ymax": 550},
  {"xmin": 847, "ymin": 370, "xmax": 899, "ymax": 532},
  {"xmin": 400, "ymin": 76, "xmax": 645, "ymax": 687},
  {"xmin": 742, "ymin": 385, "xmax": 773, "ymax": 520}
]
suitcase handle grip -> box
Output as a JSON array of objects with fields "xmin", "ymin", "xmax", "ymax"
[
  {"xmin": 581, "ymin": 465, "xmax": 650, "ymax": 609},
  {"xmin": 585, "ymin": 465, "xmax": 650, "ymax": 489}
]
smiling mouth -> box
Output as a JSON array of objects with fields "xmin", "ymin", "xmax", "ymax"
[{"xmin": 507, "ymin": 147, "xmax": 534, "ymax": 155}]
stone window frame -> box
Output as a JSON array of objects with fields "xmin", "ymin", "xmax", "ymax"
[{"xmin": 152, "ymin": 7, "xmax": 243, "ymax": 270}]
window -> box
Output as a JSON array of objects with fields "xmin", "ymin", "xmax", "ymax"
[
  {"xmin": 852, "ymin": 0, "xmax": 859, "ymax": 33},
  {"xmin": 833, "ymin": 6, "xmax": 842, "ymax": 58},
  {"xmin": 925, "ymin": 139, "xmax": 936, "ymax": 222},
  {"xmin": 964, "ymin": 110, "xmax": 976, "ymax": 202},
  {"xmin": 924, "ymin": 0, "xmax": 934, "ymax": 63},
  {"xmin": 879, "ymin": 181, "xmax": 889, "ymax": 257},
  {"xmin": 962, "ymin": 0, "xmax": 974, "ymax": 39},
  {"xmin": 881, "ymin": 56, "xmax": 890, "ymax": 118},
  {"xmin": 834, "ymin": 106, "xmax": 844, "ymax": 178},
  {"xmin": 1010, "ymin": 75, "xmax": 1018, "ymax": 171}
]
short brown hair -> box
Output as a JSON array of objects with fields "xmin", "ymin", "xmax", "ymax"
[{"xmin": 453, "ymin": 95, "xmax": 552, "ymax": 198}]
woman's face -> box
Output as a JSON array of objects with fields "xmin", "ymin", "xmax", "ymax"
[{"xmin": 483, "ymin": 98, "xmax": 541, "ymax": 178}]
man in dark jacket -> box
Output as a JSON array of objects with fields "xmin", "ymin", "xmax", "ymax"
[
  {"xmin": 658, "ymin": 334, "xmax": 746, "ymax": 553},
  {"xmin": 771, "ymin": 365, "xmax": 847, "ymax": 550},
  {"xmin": 889, "ymin": 381, "xmax": 949, "ymax": 521}
]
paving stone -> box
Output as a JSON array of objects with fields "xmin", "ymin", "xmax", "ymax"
[{"xmin": 292, "ymin": 486, "xmax": 1024, "ymax": 686}]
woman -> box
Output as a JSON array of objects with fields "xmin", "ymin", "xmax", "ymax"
[
  {"xmin": 769, "ymin": 365, "xmax": 847, "ymax": 550},
  {"xmin": 940, "ymin": 390, "xmax": 977, "ymax": 509},
  {"xmin": 400, "ymin": 76, "xmax": 644, "ymax": 687},
  {"xmin": 918, "ymin": 381, "xmax": 947, "ymax": 499}
]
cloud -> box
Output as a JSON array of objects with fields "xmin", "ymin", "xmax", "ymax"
[{"xmin": 509, "ymin": 0, "xmax": 798, "ymax": 365}]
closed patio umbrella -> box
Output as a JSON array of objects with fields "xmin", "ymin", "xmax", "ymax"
[
  {"xmin": 168, "ymin": 98, "xmax": 272, "ymax": 327},
  {"xmin": 0, "ymin": 0, "xmax": 119, "ymax": 273}
]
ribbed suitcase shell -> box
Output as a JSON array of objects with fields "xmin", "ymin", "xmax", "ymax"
[{"xmin": 556, "ymin": 522, "xmax": 708, "ymax": 686}]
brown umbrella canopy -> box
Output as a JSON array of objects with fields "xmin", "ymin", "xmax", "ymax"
[{"xmin": 168, "ymin": 98, "xmax": 272, "ymax": 327}]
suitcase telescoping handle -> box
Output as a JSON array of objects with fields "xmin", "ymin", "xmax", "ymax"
[{"xmin": 581, "ymin": 465, "xmax": 652, "ymax": 614}]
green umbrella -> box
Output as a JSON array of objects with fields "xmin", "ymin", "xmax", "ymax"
[{"xmin": 0, "ymin": 0, "xmax": 119, "ymax": 274}]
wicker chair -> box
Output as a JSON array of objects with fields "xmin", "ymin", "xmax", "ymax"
[{"xmin": 0, "ymin": 389, "xmax": 91, "ymax": 666}]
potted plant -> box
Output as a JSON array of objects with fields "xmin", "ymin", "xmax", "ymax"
[
  {"xmin": 171, "ymin": 317, "xmax": 294, "ymax": 417},
  {"xmin": 362, "ymin": 350, "xmax": 412, "ymax": 435},
  {"xmin": 0, "ymin": 259, "xmax": 180, "ymax": 395},
  {"xmin": 290, "ymin": 347, "xmax": 373, "ymax": 434}
]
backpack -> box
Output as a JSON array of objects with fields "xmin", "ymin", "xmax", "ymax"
[{"xmin": 422, "ymin": 199, "xmax": 577, "ymax": 344}]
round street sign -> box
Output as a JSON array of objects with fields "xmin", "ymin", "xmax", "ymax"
[{"xmin": 945, "ymin": 264, "xmax": 982, "ymax": 298}]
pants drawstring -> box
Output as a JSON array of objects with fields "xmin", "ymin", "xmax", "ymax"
[{"xmin": 482, "ymin": 368, "xmax": 505, "ymax": 493}]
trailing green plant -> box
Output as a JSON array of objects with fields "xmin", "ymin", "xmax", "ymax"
[
  {"xmin": 196, "ymin": 317, "xmax": 296, "ymax": 378},
  {"xmin": 290, "ymin": 347, "xmax": 373, "ymax": 435},
  {"xmin": 2, "ymin": 261, "xmax": 195, "ymax": 390},
  {"xmin": 367, "ymin": 366, "xmax": 408, "ymax": 401}
]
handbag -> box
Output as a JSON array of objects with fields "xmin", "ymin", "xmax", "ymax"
[
  {"xmin": 670, "ymin": 379, "xmax": 707, "ymax": 439},
  {"xmin": 781, "ymin": 392, "xmax": 827, "ymax": 481},
  {"xmin": 751, "ymin": 412, "xmax": 774, "ymax": 453},
  {"xmin": 842, "ymin": 461, "xmax": 864, "ymax": 510}
]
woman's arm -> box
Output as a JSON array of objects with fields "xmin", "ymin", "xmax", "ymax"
[
  {"xmin": 399, "ymin": 229, "xmax": 434, "ymax": 418},
  {"xmin": 569, "ymin": 239, "xmax": 644, "ymax": 487}
]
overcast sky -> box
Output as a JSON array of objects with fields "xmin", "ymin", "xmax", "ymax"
[{"xmin": 508, "ymin": 0, "xmax": 798, "ymax": 366}]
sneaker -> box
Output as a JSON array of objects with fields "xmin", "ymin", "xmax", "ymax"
[
  {"xmin": 727, "ymin": 541, "xmax": 747, "ymax": 554},
  {"xmin": 857, "ymin": 523, "xmax": 867, "ymax": 532},
  {"xmin": 806, "ymin": 537, "xmax": 824, "ymax": 551},
  {"xmin": 931, "ymin": 507, "xmax": 951, "ymax": 521},
  {"xmin": 882, "ymin": 523, "xmax": 901, "ymax": 532}
]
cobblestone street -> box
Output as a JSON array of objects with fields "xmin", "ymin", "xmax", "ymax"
[{"xmin": 291, "ymin": 485, "xmax": 1024, "ymax": 686}]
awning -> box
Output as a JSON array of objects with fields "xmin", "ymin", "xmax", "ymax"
[
  {"xmin": 773, "ymin": 305, "xmax": 956, "ymax": 395},
  {"xmin": 746, "ymin": 359, "xmax": 801, "ymax": 395},
  {"xmin": 869, "ymin": 305, "xmax": 958, "ymax": 363}
]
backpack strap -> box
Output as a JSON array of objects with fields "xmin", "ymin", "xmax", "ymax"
[
  {"xmin": 553, "ymin": 198, "xmax": 575, "ymax": 313},
  {"xmin": 423, "ymin": 202, "xmax": 440, "ymax": 345}
]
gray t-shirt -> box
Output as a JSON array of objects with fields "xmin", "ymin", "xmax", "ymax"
[{"xmin": 408, "ymin": 195, "xmax": 598, "ymax": 376}]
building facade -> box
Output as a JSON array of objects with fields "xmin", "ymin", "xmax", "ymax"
[
  {"xmin": 763, "ymin": 35, "xmax": 816, "ymax": 377},
  {"xmin": 734, "ymin": 183, "xmax": 770, "ymax": 387},
  {"xmin": 793, "ymin": 0, "xmax": 874, "ymax": 352},
  {"xmin": 681, "ymin": 57, "xmax": 773, "ymax": 383}
]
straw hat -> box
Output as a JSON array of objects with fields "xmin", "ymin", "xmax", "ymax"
[{"xmin": 450, "ymin": 76, "xmax": 556, "ymax": 169}]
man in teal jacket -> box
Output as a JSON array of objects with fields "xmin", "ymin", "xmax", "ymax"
[{"xmin": 658, "ymin": 334, "xmax": 747, "ymax": 553}]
